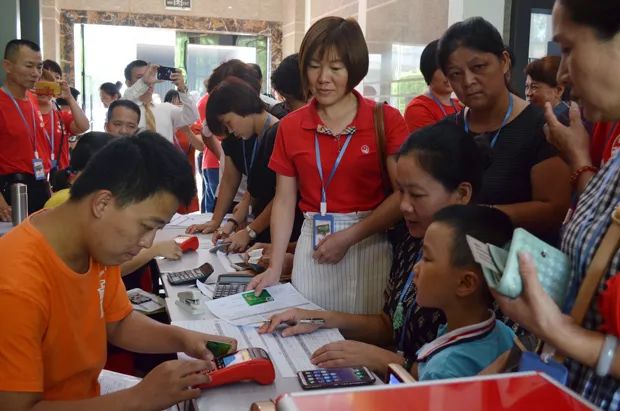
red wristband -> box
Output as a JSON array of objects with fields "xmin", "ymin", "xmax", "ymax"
[{"xmin": 570, "ymin": 165, "xmax": 598, "ymax": 186}]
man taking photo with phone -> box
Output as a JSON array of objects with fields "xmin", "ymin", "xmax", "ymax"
[{"xmin": 122, "ymin": 60, "xmax": 198, "ymax": 143}]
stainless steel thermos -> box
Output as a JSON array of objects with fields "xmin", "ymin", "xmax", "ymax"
[{"xmin": 10, "ymin": 183, "xmax": 28, "ymax": 226}]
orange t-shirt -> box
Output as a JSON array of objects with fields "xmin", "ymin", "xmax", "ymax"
[{"xmin": 0, "ymin": 217, "xmax": 133, "ymax": 400}]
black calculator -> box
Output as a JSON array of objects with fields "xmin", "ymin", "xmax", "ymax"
[
  {"xmin": 297, "ymin": 367, "xmax": 375, "ymax": 390},
  {"xmin": 213, "ymin": 273, "xmax": 254, "ymax": 299},
  {"xmin": 166, "ymin": 262, "xmax": 214, "ymax": 286}
]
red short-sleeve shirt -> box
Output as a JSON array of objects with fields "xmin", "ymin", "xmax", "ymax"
[
  {"xmin": 0, "ymin": 89, "xmax": 51, "ymax": 175},
  {"xmin": 41, "ymin": 110, "xmax": 74, "ymax": 170},
  {"xmin": 404, "ymin": 94, "xmax": 461, "ymax": 133},
  {"xmin": 197, "ymin": 94, "xmax": 220, "ymax": 169},
  {"xmin": 269, "ymin": 90, "xmax": 409, "ymax": 213}
]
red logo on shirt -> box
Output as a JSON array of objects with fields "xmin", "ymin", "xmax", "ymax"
[{"xmin": 361, "ymin": 145, "xmax": 370, "ymax": 154}]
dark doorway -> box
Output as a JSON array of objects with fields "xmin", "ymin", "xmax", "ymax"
[{"xmin": 509, "ymin": 0, "xmax": 556, "ymax": 96}]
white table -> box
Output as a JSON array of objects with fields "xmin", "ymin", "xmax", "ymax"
[{"xmin": 155, "ymin": 224, "xmax": 305, "ymax": 410}]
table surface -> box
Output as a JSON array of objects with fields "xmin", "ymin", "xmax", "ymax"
[{"xmin": 155, "ymin": 224, "xmax": 310, "ymax": 411}]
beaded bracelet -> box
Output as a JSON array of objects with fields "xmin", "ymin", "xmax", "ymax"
[{"xmin": 570, "ymin": 165, "xmax": 598, "ymax": 185}]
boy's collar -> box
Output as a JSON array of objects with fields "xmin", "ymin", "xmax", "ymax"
[{"xmin": 416, "ymin": 310, "xmax": 496, "ymax": 362}]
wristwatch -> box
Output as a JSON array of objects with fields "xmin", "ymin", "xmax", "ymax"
[{"xmin": 246, "ymin": 225, "xmax": 257, "ymax": 240}]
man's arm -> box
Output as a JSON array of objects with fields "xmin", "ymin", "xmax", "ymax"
[
  {"xmin": 122, "ymin": 79, "xmax": 149, "ymax": 103},
  {"xmin": 106, "ymin": 310, "xmax": 236, "ymax": 357},
  {"xmin": 171, "ymin": 92, "xmax": 199, "ymax": 129},
  {"xmin": 58, "ymin": 81, "xmax": 89, "ymax": 135},
  {"xmin": 0, "ymin": 360, "xmax": 211, "ymax": 411}
]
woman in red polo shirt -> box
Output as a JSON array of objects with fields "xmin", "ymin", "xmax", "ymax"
[
  {"xmin": 247, "ymin": 17, "xmax": 409, "ymax": 314},
  {"xmin": 404, "ymin": 39, "xmax": 461, "ymax": 133}
]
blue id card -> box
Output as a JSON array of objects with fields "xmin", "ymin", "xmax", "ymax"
[
  {"xmin": 32, "ymin": 158, "xmax": 45, "ymax": 181},
  {"xmin": 313, "ymin": 214, "xmax": 334, "ymax": 249},
  {"xmin": 519, "ymin": 351, "xmax": 568, "ymax": 385}
]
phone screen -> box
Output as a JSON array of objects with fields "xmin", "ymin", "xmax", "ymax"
[
  {"xmin": 387, "ymin": 373, "xmax": 403, "ymax": 384},
  {"xmin": 157, "ymin": 65, "xmax": 176, "ymax": 81},
  {"xmin": 221, "ymin": 350, "xmax": 252, "ymax": 367},
  {"xmin": 299, "ymin": 367, "xmax": 375, "ymax": 389}
]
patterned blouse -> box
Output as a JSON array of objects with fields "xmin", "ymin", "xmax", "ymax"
[
  {"xmin": 561, "ymin": 153, "xmax": 620, "ymax": 410},
  {"xmin": 383, "ymin": 227, "xmax": 445, "ymax": 358}
]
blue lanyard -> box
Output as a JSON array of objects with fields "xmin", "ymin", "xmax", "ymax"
[
  {"xmin": 397, "ymin": 249, "xmax": 423, "ymax": 352},
  {"xmin": 2, "ymin": 87, "xmax": 38, "ymax": 157},
  {"xmin": 428, "ymin": 92, "xmax": 457, "ymax": 117},
  {"xmin": 464, "ymin": 93, "xmax": 514, "ymax": 148},
  {"xmin": 43, "ymin": 110, "xmax": 55, "ymax": 160},
  {"xmin": 563, "ymin": 153, "xmax": 620, "ymax": 312},
  {"xmin": 314, "ymin": 130, "xmax": 354, "ymax": 215},
  {"xmin": 242, "ymin": 116, "xmax": 271, "ymax": 177}
]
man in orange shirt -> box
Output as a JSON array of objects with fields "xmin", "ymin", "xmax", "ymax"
[{"xmin": 0, "ymin": 132, "xmax": 236, "ymax": 410}]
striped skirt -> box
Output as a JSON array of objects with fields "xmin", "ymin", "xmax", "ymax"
[{"xmin": 292, "ymin": 212, "xmax": 392, "ymax": 314}]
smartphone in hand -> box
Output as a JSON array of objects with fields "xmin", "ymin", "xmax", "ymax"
[{"xmin": 157, "ymin": 65, "xmax": 177, "ymax": 81}]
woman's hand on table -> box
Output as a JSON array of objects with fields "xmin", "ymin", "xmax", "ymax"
[
  {"xmin": 258, "ymin": 308, "xmax": 324, "ymax": 337},
  {"xmin": 311, "ymin": 340, "xmax": 402, "ymax": 376},
  {"xmin": 186, "ymin": 220, "xmax": 220, "ymax": 235},
  {"xmin": 227, "ymin": 229, "xmax": 251, "ymax": 253},
  {"xmin": 245, "ymin": 267, "xmax": 281, "ymax": 296}
]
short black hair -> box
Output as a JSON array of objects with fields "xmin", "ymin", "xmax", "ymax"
[
  {"xmin": 206, "ymin": 59, "xmax": 261, "ymax": 94},
  {"xmin": 398, "ymin": 120, "xmax": 484, "ymax": 200},
  {"xmin": 69, "ymin": 132, "xmax": 114, "ymax": 172},
  {"xmin": 124, "ymin": 60, "xmax": 148, "ymax": 82},
  {"xmin": 100, "ymin": 82, "xmax": 122, "ymax": 99},
  {"xmin": 70, "ymin": 131, "xmax": 196, "ymax": 207},
  {"xmin": 206, "ymin": 77, "xmax": 266, "ymax": 135},
  {"xmin": 299, "ymin": 17, "xmax": 368, "ymax": 98},
  {"xmin": 164, "ymin": 89, "xmax": 180, "ymax": 103},
  {"xmin": 559, "ymin": 0, "xmax": 620, "ymax": 40},
  {"xmin": 43, "ymin": 59, "xmax": 62, "ymax": 76},
  {"xmin": 432, "ymin": 204, "xmax": 513, "ymax": 269},
  {"xmin": 107, "ymin": 99, "xmax": 141, "ymax": 123},
  {"xmin": 420, "ymin": 40, "xmax": 440, "ymax": 85},
  {"xmin": 271, "ymin": 53, "xmax": 305, "ymax": 102},
  {"xmin": 4, "ymin": 39, "xmax": 40, "ymax": 60},
  {"xmin": 56, "ymin": 88, "xmax": 80, "ymax": 107},
  {"xmin": 437, "ymin": 17, "xmax": 506, "ymax": 74}
]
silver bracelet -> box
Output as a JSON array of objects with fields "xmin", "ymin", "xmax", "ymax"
[{"xmin": 596, "ymin": 334, "xmax": 618, "ymax": 377}]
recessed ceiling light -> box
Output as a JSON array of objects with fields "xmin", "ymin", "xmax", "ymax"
[{"xmin": 228, "ymin": 6, "xmax": 232, "ymax": 9}]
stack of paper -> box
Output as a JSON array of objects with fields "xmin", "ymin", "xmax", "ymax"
[
  {"xmin": 173, "ymin": 318, "xmax": 344, "ymax": 378},
  {"xmin": 205, "ymin": 283, "xmax": 323, "ymax": 326}
]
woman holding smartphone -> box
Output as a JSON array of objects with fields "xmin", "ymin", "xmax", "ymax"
[{"xmin": 247, "ymin": 17, "xmax": 409, "ymax": 314}]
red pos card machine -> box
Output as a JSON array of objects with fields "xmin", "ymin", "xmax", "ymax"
[
  {"xmin": 198, "ymin": 348, "xmax": 276, "ymax": 389},
  {"xmin": 174, "ymin": 235, "xmax": 199, "ymax": 252}
]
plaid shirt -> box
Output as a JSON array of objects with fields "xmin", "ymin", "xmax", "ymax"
[{"xmin": 561, "ymin": 154, "xmax": 620, "ymax": 410}]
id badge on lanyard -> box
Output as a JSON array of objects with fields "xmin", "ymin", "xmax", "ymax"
[
  {"xmin": 313, "ymin": 213, "xmax": 334, "ymax": 249},
  {"xmin": 312, "ymin": 129, "xmax": 354, "ymax": 249},
  {"xmin": 33, "ymin": 156, "xmax": 45, "ymax": 181}
]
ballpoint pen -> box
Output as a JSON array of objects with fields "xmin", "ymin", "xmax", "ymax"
[{"xmin": 259, "ymin": 318, "xmax": 326, "ymax": 327}]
